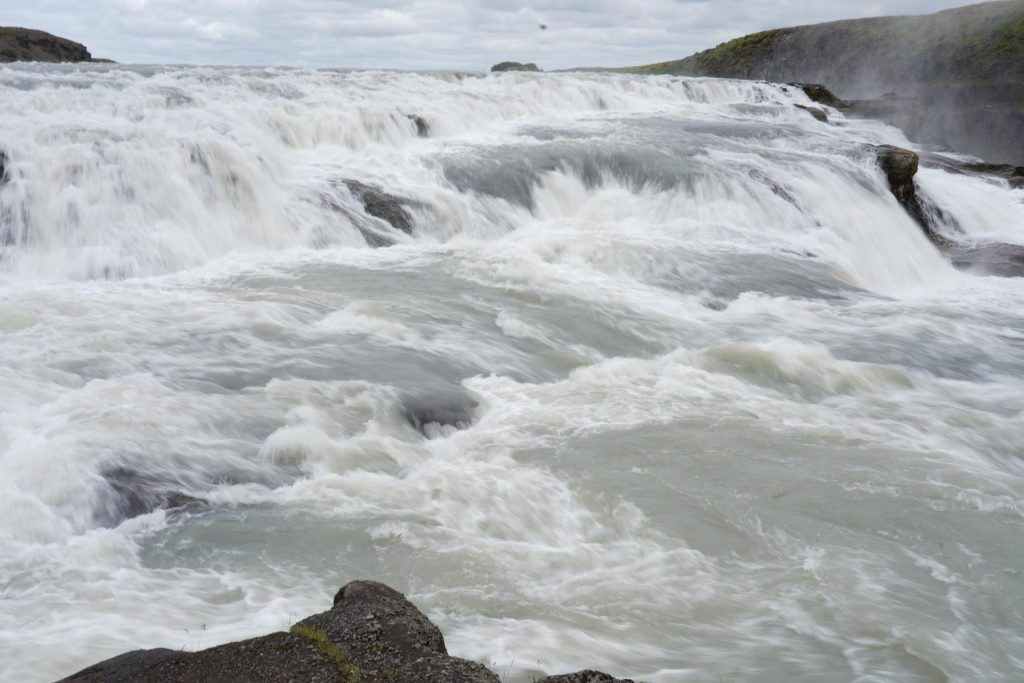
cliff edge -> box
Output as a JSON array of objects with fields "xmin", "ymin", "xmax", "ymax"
[{"xmin": 0, "ymin": 27, "xmax": 93, "ymax": 63}]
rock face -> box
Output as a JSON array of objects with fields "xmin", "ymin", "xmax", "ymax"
[
  {"xmin": 491, "ymin": 61, "xmax": 541, "ymax": 72},
  {"xmin": 0, "ymin": 27, "xmax": 93, "ymax": 63},
  {"xmin": 59, "ymin": 581, "xmax": 634, "ymax": 683},
  {"xmin": 623, "ymin": 1, "xmax": 1024, "ymax": 164}
]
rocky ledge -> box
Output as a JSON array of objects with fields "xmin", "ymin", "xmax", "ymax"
[
  {"xmin": 58, "ymin": 581, "xmax": 637, "ymax": 683},
  {"xmin": 0, "ymin": 27, "xmax": 98, "ymax": 63}
]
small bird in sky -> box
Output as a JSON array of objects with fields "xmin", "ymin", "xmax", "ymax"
[{"xmin": 539, "ymin": 23, "xmax": 547, "ymax": 30}]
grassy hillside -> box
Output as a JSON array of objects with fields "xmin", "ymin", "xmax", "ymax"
[
  {"xmin": 621, "ymin": 1, "xmax": 1024, "ymax": 164},
  {"xmin": 626, "ymin": 1, "xmax": 1024, "ymax": 95}
]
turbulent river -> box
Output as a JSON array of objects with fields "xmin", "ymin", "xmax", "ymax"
[{"xmin": 1, "ymin": 63, "xmax": 1023, "ymax": 683}]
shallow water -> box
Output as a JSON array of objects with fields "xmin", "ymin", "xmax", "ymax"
[{"xmin": 1, "ymin": 63, "xmax": 1023, "ymax": 682}]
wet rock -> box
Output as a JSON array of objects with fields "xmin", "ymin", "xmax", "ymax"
[
  {"xmin": 875, "ymin": 145, "xmax": 919, "ymax": 204},
  {"xmin": 60, "ymin": 581, "xmax": 498, "ymax": 683},
  {"xmin": 401, "ymin": 388, "xmax": 479, "ymax": 436},
  {"xmin": 99, "ymin": 467, "xmax": 207, "ymax": 525},
  {"xmin": 342, "ymin": 180, "xmax": 414, "ymax": 238},
  {"xmin": 795, "ymin": 104, "xmax": 828, "ymax": 123},
  {"xmin": 791, "ymin": 83, "xmax": 842, "ymax": 108},
  {"xmin": 541, "ymin": 671, "xmax": 637, "ymax": 683},
  {"xmin": 407, "ymin": 114, "xmax": 430, "ymax": 137},
  {"xmin": 874, "ymin": 144, "xmax": 932, "ymax": 234}
]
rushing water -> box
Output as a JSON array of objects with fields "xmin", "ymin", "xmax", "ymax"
[{"xmin": 1, "ymin": 63, "xmax": 1023, "ymax": 683}]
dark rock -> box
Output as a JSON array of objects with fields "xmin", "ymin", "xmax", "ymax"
[
  {"xmin": 0, "ymin": 27, "xmax": 92, "ymax": 63},
  {"xmin": 874, "ymin": 144, "xmax": 936, "ymax": 237},
  {"xmin": 491, "ymin": 61, "xmax": 541, "ymax": 72},
  {"xmin": 342, "ymin": 180, "xmax": 414, "ymax": 240},
  {"xmin": 407, "ymin": 114, "xmax": 430, "ymax": 137},
  {"xmin": 401, "ymin": 388, "xmax": 479, "ymax": 437},
  {"xmin": 59, "ymin": 581, "xmax": 498, "ymax": 683},
  {"xmin": 792, "ymin": 83, "xmax": 842, "ymax": 108},
  {"xmin": 59, "ymin": 632, "xmax": 340, "ymax": 683},
  {"xmin": 875, "ymin": 145, "xmax": 919, "ymax": 205},
  {"xmin": 795, "ymin": 104, "xmax": 828, "ymax": 123},
  {"xmin": 541, "ymin": 671, "xmax": 636, "ymax": 683},
  {"xmin": 98, "ymin": 467, "xmax": 207, "ymax": 526}
]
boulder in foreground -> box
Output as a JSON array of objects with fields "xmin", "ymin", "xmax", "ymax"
[{"xmin": 59, "ymin": 580, "xmax": 638, "ymax": 683}]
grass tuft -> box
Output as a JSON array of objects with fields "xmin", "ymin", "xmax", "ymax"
[{"xmin": 290, "ymin": 624, "xmax": 363, "ymax": 682}]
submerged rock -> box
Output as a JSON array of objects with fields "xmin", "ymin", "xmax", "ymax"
[
  {"xmin": 400, "ymin": 388, "xmax": 479, "ymax": 437},
  {"xmin": 343, "ymin": 180, "xmax": 414, "ymax": 242},
  {"xmin": 795, "ymin": 104, "xmax": 828, "ymax": 123},
  {"xmin": 98, "ymin": 466, "xmax": 206, "ymax": 526},
  {"xmin": 407, "ymin": 114, "xmax": 430, "ymax": 137}
]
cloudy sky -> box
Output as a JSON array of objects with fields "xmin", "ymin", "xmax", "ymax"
[{"xmin": 0, "ymin": 1, "xmax": 997, "ymax": 70}]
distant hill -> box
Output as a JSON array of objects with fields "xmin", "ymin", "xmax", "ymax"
[
  {"xmin": 491, "ymin": 62, "xmax": 541, "ymax": 72},
  {"xmin": 0, "ymin": 27, "xmax": 93, "ymax": 63},
  {"xmin": 623, "ymin": 1, "xmax": 1024, "ymax": 164}
]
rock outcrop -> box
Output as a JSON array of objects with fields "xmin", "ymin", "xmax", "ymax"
[
  {"xmin": 0, "ymin": 27, "xmax": 93, "ymax": 63},
  {"xmin": 59, "ymin": 581, "xmax": 636, "ymax": 683}
]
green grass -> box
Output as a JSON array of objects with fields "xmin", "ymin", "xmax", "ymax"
[
  {"xmin": 290, "ymin": 624, "xmax": 363, "ymax": 683},
  {"xmin": 618, "ymin": 0, "xmax": 1024, "ymax": 85}
]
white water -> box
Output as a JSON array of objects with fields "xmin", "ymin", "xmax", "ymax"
[{"xmin": 1, "ymin": 64, "xmax": 1023, "ymax": 682}]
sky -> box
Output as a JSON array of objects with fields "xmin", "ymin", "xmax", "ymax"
[{"xmin": 0, "ymin": 1, "xmax": 1002, "ymax": 70}]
